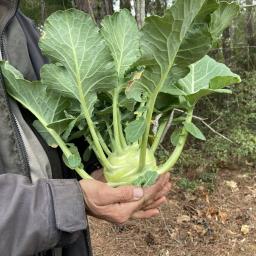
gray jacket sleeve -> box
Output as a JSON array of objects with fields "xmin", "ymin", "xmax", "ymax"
[{"xmin": 0, "ymin": 173, "xmax": 87, "ymax": 256}]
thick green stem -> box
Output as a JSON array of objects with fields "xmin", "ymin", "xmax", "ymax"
[
  {"xmin": 151, "ymin": 120, "xmax": 168, "ymax": 154},
  {"xmin": 117, "ymin": 109, "xmax": 127, "ymax": 148},
  {"xmin": 139, "ymin": 97, "xmax": 156, "ymax": 170},
  {"xmin": 86, "ymin": 136, "xmax": 104, "ymax": 166},
  {"xmin": 106, "ymin": 123, "xmax": 116, "ymax": 151},
  {"xmin": 157, "ymin": 108, "xmax": 194, "ymax": 174},
  {"xmin": 139, "ymin": 71, "xmax": 170, "ymax": 170},
  {"xmin": 113, "ymin": 88, "xmax": 122, "ymax": 153},
  {"xmin": 82, "ymin": 105, "xmax": 112, "ymax": 169},
  {"xmin": 75, "ymin": 167, "xmax": 92, "ymax": 179}
]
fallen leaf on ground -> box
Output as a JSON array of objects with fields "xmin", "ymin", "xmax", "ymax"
[
  {"xmin": 177, "ymin": 215, "xmax": 191, "ymax": 224},
  {"xmin": 226, "ymin": 180, "xmax": 239, "ymax": 191},
  {"xmin": 241, "ymin": 225, "xmax": 250, "ymax": 235},
  {"xmin": 227, "ymin": 229, "xmax": 237, "ymax": 235},
  {"xmin": 219, "ymin": 211, "xmax": 229, "ymax": 224},
  {"xmin": 193, "ymin": 224, "xmax": 207, "ymax": 236},
  {"xmin": 205, "ymin": 207, "xmax": 219, "ymax": 220}
]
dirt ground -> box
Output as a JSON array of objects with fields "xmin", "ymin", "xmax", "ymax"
[{"xmin": 89, "ymin": 169, "xmax": 256, "ymax": 256}]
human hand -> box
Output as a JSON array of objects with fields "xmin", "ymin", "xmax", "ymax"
[
  {"xmin": 90, "ymin": 169, "xmax": 171, "ymax": 213},
  {"xmin": 79, "ymin": 172, "xmax": 171, "ymax": 224}
]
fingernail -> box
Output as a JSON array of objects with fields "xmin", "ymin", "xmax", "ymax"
[{"xmin": 133, "ymin": 188, "xmax": 143, "ymax": 200}]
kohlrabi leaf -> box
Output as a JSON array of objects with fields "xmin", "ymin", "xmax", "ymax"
[
  {"xmin": 39, "ymin": 9, "xmax": 117, "ymax": 169},
  {"xmin": 184, "ymin": 122, "xmax": 206, "ymax": 141},
  {"xmin": 125, "ymin": 117, "xmax": 146, "ymax": 144},
  {"xmin": 210, "ymin": 2, "xmax": 240, "ymax": 40},
  {"xmin": 101, "ymin": 9, "xmax": 140, "ymax": 78},
  {"xmin": 164, "ymin": 55, "xmax": 241, "ymax": 104},
  {"xmin": 195, "ymin": 0, "xmax": 219, "ymax": 22},
  {"xmin": 62, "ymin": 143, "xmax": 82, "ymax": 169},
  {"xmin": 126, "ymin": 0, "xmax": 234, "ymax": 169},
  {"xmin": 39, "ymin": 9, "xmax": 116, "ymax": 118},
  {"xmin": 1, "ymin": 63, "xmax": 85, "ymax": 171},
  {"xmin": 62, "ymin": 115, "xmax": 84, "ymax": 142},
  {"xmin": 82, "ymin": 147, "xmax": 92, "ymax": 162},
  {"xmin": 127, "ymin": 1, "xmax": 240, "ymax": 105},
  {"xmin": 101, "ymin": 10, "xmax": 141, "ymax": 151},
  {"xmin": 155, "ymin": 93, "xmax": 179, "ymax": 113},
  {"xmin": 132, "ymin": 170, "xmax": 159, "ymax": 187},
  {"xmin": 47, "ymin": 118, "xmax": 75, "ymax": 135},
  {"xmin": 33, "ymin": 120, "xmax": 58, "ymax": 148},
  {"xmin": 1, "ymin": 62, "xmax": 70, "ymax": 143},
  {"xmin": 128, "ymin": 0, "xmax": 221, "ymax": 104},
  {"xmin": 119, "ymin": 94, "xmax": 136, "ymax": 111},
  {"xmin": 170, "ymin": 128, "xmax": 182, "ymax": 147}
]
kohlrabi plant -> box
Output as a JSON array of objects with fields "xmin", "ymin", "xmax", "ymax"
[{"xmin": 1, "ymin": 0, "xmax": 241, "ymax": 186}]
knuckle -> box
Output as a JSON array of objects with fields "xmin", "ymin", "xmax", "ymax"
[
  {"xmin": 159, "ymin": 181, "xmax": 166, "ymax": 190},
  {"xmin": 120, "ymin": 187, "xmax": 133, "ymax": 201},
  {"xmin": 163, "ymin": 185, "xmax": 170, "ymax": 194}
]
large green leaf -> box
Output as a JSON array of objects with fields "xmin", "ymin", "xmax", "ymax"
[
  {"xmin": 1, "ymin": 62, "xmax": 70, "ymax": 133},
  {"xmin": 210, "ymin": 2, "xmax": 240, "ymax": 40},
  {"xmin": 1, "ymin": 61, "xmax": 84, "ymax": 169},
  {"xmin": 163, "ymin": 55, "xmax": 241, "ymax": 104},
  {"xmin": 39, "ymin": 9, "xmax": 116, "ymax": 118},
  {"xmin": 101, "ymin": 9, "xmax": 140, "ymax": 79},
  {"xmin": 33, "ymin": 121, "xmax": 59, "ymax": 147},
  {"xmin": 127, "ymin": 1, "xmax": 240, "ymax": 105},
  {"xmin": 128, "ymin": 0, "xmax": 219, "ymax": 103},
  {"xmin": 100, "ymin": 10, "xmax": 142, "ymax": 145}
]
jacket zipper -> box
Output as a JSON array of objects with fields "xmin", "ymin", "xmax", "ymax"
[{"xmin": 0, "ymin": 32, "xmax": 30, "ymax": 178}]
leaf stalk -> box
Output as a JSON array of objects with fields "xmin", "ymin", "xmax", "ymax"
[
  {"xmin": 113, "ymin": 88, "xmax": 123, "ymax": 153},
  {"xmin": 157, "ymin": 107, "xmax": 194, "ymax": 174},
  {"xmin": 139, "ymin": 70, "xmax": 170, "ymax": 170}
]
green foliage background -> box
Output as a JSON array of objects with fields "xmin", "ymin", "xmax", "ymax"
[{"xmin": 20, "ymin": 0, "xmax": 72, "ymax": 25}]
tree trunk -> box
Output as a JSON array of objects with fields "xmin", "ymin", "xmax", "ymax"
[
  {"xmin": 245, "ymin": 0, "xmax": 256, "ymax": 70},
  {"xmin": 104, "ymin": 0, "xmax": 114, "ymax": 15},
  {"xmin": 40, "ymin": 0, "xmax": 46, "ymax": 24},
  {"xmin": 73, "ymin": 0, "xmax": 113, "ymax": 23},
  {"xmin": 163, "ymin": 0, "xmax": 167, "ymax": 9},
  {"xmin": 135, "ymin": 0, "xmax": 145, "ymax": 29},
  {"xmin": 120, "ymin": 0, "xmax": 131, "ymax": 11},
  {"xmin": 222, "ymin": 27, "xmax": 232, "ymax": 65},
  {"xmin": 145, "ymin": 0, "xmax": 151, "ymax": 15},
  {"xmin": 73, "ymin": 0, "xmax": 89, "ymax": 12}
]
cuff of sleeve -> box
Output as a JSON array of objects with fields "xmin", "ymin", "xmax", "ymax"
[{"xmin": 46, "ymin": 179, "xmax": 87, "ymax": 233}]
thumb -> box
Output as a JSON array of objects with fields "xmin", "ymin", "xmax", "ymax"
[{"xmin": 109, "ymin": 186, "xmax": 144, "ymax": 204}]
